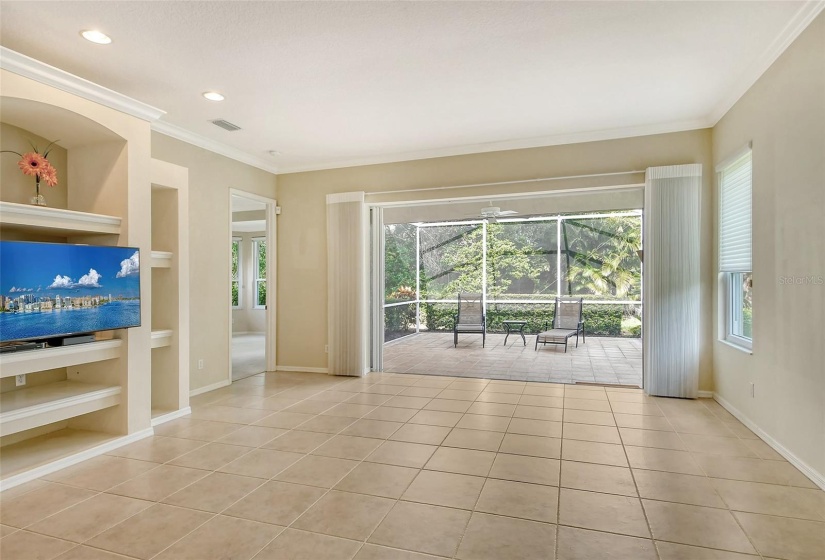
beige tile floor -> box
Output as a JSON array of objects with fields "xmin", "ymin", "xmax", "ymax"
[
  {"xmin": 384, "ymin": 333, "xmax": 643, "ymax": 387},
  {"xmin": 2, "ymin": 371, "xmax": 824, "ymax": 560},
  {"xmin": 232, "ymin": 333, "xmax": 267, "ymax": 381}
]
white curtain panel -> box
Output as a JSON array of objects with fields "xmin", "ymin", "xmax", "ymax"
[
  {"xmin": 643, "ymin": 164, "xmax": 702, "ymax": 398},
  {"xmin": 326, "ymin": 192, "xmax": 367, "ymax": 376}
]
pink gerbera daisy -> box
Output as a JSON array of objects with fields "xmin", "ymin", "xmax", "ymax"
[
  {"xmin": 40, "ymin": 163, "xmax": 58, "ymax": 187},
  {"xmin": 17, "ymin": 152, "xmax": 48, "ymax": 177}
]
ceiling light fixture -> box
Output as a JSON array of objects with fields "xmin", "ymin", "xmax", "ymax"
[
  {"xmin": 202, "ymin": 91, "xmax": 225, "ymax": 102},
  {"xmin": 80, "ymin": 30, "xmax": 112, "ymax": 45}
]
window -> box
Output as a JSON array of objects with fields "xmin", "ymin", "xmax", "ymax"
[
  {"xmin": 231, "ymin": 237, "xmax": 241, "ymax": 308},
  {"xmin": 719, "ymin": 148, "xmax": 752, "ymax": 350},
  {"xmin": 253, "ymin": 237, "xmax": 266, "ymax": 309}
]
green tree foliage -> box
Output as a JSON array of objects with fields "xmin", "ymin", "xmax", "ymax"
[
  {"xmin": 383, "ymin": 214, "xmax": 643, "ymax": 338},
  {"xmin": 435, "ymin": 223, "xmax": 546, "ymax": 298},
  {"xmin": 561, "ymin": 216, "xmax": 642, "ymax": 300},
  {"xmin": 231, "ymin": 239, "xmax": 240, "ymax": 307},
  {"xmin": 384, "ymin": 223, "xmax": 417, "ymax": 301},
  {"xmin": 256, "ymin": 240, "xmax": 267, "ymax": 307}
]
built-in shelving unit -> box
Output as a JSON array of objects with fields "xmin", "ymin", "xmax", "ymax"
[
  {"xmin": 0, "ymin": 63, "xmax": 162, "ymax": 490},
  {"xmin": 151, "ymin": 329, "xmax": 173, "ymax": 349},
  {"xmin": 0, "ymin": 381, "xmax": 122, "ymax": 436},
  {"xmin": 149, "ymin": 158, "xmax": 190, "ymax": 419},
  {"xmin": 0, "ymin": 340, "xmax": 123, "ymax": 378},
  {"xmin": 151, "ymin": 250, "xmax": 173, "ymax": 268},
  {"xmin": 0, "ymin": 428, "xmax": 123, "ymax": 482},
  {"xmin": 0, "ymin": 201, "xmax": 121, "ymax": 236}
]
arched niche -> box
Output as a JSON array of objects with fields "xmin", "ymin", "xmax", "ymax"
[
  {"xmin": 1, "ymin": 96, "xmax": 129, "ymax": 216},
  {"xmin": 1, "ymin": 96, "xmax": 126, "ymax": 148}
]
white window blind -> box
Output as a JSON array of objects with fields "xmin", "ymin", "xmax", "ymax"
[{"xmin": 719, "ymin": 150, "xmax": 752, "ymax": 272}]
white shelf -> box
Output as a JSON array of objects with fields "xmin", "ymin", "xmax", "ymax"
[
  {"xmin": 0, "ymin": 201, "xmax": 121, "ymax": 236},
  {"xmin": 151, "ymin": 251, "xmax": 173, "ymax": 268},
  {"xmin": 0, "ymin": 339, "xmax": 123, "ymax": 379},
  {"xmin": 151, "ymin": 329, "xmax": 173, "ymax": 349},
  {"xmin": 0, "ymin": 428, "xmax": 121, "ymax": 484},
  {"xmin": 0, "ymin": 381, "xmax": 122, "ymax": 436}
]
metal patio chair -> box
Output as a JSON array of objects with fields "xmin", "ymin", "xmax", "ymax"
[
  {"xmin": 453, "ymin": 292, "xmax": 486, "ymax": 347},
  {"xmin": 535, "ymin": 297, "xmax": 585, "ymax": 352}
]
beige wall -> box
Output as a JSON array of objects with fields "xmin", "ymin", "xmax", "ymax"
[
  {"xmin": 232, "ymin": 231, "xmax": 267, "ymax": 334},
  {"xmin": 277, "ymin": 129, "xmax": 714, "ymax": 387},
  {"xmin": 712, "ymin": 13, "xmax": 824, "ymax": 480},
  {"xmin": 1, "ymin": 122, "xmax": 68, "ymax": 208},
  {"xmin": 151, "ymin": 132, "xmax": 277, "ymax": 392}
]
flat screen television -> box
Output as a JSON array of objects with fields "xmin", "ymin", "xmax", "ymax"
[{"xmin": 0, "ymin": 241, "xmax": 141, "ymax": 343}]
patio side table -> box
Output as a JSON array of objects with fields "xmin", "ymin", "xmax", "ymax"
[{"xmin": 502, "ymin": 320, "xmax": 528, "ymax": 346}]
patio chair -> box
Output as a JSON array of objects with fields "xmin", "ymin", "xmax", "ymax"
[
  {"xmin": 454, "ymin": 292, "xmax": 486, "ymax": 348},
  {"xmin": 535, "ymin": 298, "xmax": 585, "ymax": 352}
]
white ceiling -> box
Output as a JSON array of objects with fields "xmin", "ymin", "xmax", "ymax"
[
  {"xmin": 231, "ymin": 195, "xmax": 265, "ymax": 213},
  {"xmin": 0, "ymin": 1, "xmax": 818, "ymax": 173}
]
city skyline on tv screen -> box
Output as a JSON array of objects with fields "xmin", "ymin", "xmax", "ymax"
[{"xmin": 0, "ymin": 241, "xmax": 141, "ymax": 342}]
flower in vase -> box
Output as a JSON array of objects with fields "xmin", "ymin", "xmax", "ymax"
[
  {"xmin": 3, "ymin": 140, "xmax": 60, "ymax": 189},
  {"xmin": 17, "ymin": 152, "xmax": 49, "ymax": 177},
  {"xmin": 40, "ymin": 163, "xmax": 58, "ymax": 187}
]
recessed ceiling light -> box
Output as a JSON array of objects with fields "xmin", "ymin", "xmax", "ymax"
[
  {"xmin": 81, "ymin": 30, "xmax": 112, "ymax": 45},
  {"xmin": 203, "ymin": 91, "xmax": 225, "ymax": 102}
]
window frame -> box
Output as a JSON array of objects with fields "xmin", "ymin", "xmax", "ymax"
[
  {"xmin": 231, "ymin": 236, "xmax": 242, "ymax": 309},
  {"xmin": 726, "ymin": 271, "xmax": 752, "ymax": 351},
  {"xmin": 718, "ymin": 146, "xmax": 753, "ymax": 351},
  {"xmin": 253, "ymin": 236, "xmax": 266, "ymax": 309}
]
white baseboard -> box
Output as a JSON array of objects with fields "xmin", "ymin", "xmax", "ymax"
[
  {"xmin": 713, "ymin": 392, "xmax": 825, "ymax": 491},
  {"xmin": 697, "ymin": 390, "xmax": 714, "ymax": 398},
  {"xmin": 0, "ymin": 427, "xmax": 155, "ymax": 492},
  {"xmin": 190, "ymin": 379, "xmax": 231, "ymax": 396},
  {"xmin": 276, "ymin": 365, "xmax": 329, "ymax": 374},
  {"xmin": 151, "ymin": 407, "xmax": 192, "ymax": 427}
]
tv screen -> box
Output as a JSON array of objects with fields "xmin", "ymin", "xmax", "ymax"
[{"xmin": 0, "ymin": 241, "xmax": 141, "ymax": 343}]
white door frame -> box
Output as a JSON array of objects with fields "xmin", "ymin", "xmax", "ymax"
[{"xmin": 228, "ymin": 189, "xmax": 278, "ymax": 383}]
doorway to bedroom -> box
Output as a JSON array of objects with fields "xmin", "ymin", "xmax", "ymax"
[{"xmin": 230, "ymin": 191, "xmax": 276, "ymax": 382}]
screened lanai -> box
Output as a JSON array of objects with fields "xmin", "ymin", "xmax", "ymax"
[{"xmin": 381, "ymin": 210, "xmax": 643, "ymax": 386}]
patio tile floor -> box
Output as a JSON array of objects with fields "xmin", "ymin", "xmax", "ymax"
[{"xmin": 384, "ymin": 333, "xmax": 642, "ymax": 387}]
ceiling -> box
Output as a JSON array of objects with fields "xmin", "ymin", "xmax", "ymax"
[
  {"xmin": 0, "ymin": 1, "xmax": 818, "ymax": 173},
  {"xmin": 231, "ymin": 194, "xmax": 266, "ymax": 232},
  {"xmin": 231, "ymin": 195, "xmax": 265, "ymax": 213}
]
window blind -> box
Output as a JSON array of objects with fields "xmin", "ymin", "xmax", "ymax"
[{"xmin": 719, "ymin": 150, "xmax": 752, "ymax": 272}]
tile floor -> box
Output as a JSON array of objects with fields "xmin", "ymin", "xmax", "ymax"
[
  {"xmin": 384, "ymin": 333, "xmax": 643, "ymax": 387},
  {"xmin": 232, "ymin": 333, "xmax": 267, "ymax": 381},
  {"xmin": 2, "ymin": 371, "xmax": 824, "ymax": 560}
]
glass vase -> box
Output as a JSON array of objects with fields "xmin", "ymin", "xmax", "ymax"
[{"xmin": 31, "ymin": 181, "xmax": 46, "ymax": 206}]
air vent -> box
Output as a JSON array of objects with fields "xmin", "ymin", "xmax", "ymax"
[{"xmin": 210, "ymin": 119, "xmax": 241, "ymax": 132}]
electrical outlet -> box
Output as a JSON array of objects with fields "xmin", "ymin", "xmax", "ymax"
[
  {"xmin": 15, "ymin": 374, "xmax": 26, "ymax": 387},
  {"xmin": 198, "ymin": 359, "xmax": 204, "ymax": 370},
  {"xmin": 324, "ymin": 345, "xmax": 328, "ymax": 353},
  {"xmin": 749, "ymin": 382, "xmax": 755, "ymax": 397}
]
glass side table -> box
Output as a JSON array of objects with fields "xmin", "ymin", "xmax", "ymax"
[{"xmin": 502, "ymin": 320, "xmax": 528, "ymax": 346}]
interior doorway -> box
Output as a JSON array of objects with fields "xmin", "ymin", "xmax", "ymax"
[
  {"xmin": 229, "ymin": 191, "xmax": 277, "ymax": 382},
  {"xmin": 370, "ymin": 187, "xmax": 644, "ymax": 387}
]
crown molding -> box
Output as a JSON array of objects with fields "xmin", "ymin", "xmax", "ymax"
[
  {"xmin": 151, "ymin": 120, "xmax": 279, "ymax": 174},
  {"xmin": 0, "ymin": 46, "xmax": 165, "ymax": 121},
  {"xmin": 708, "ymin": 0, "xmax": 825, "ymax": 125},
  {"xmin": 275, "ymin": 117, "xmax": 712, "ymax": 174}
]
